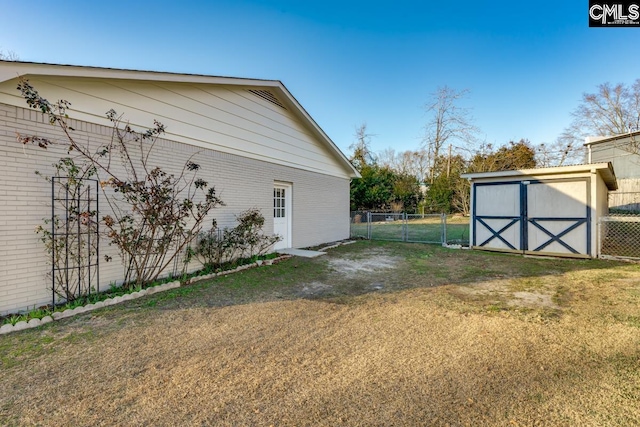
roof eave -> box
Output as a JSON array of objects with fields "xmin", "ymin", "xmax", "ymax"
[
  {"xmin": 584, "ymin": 130, "xmax": 640, "ymax": 146},
  {"xmin": 461, "ymin": 162, "xmax": 617, "ymax": 191},
  {"xmin": 270, "ymin": 81, "xmax": 360, "ymax": 178},
  {"xmin": 0, "ymin": 59, "xmax": 277, "ymax": 87},
  {"xmin": 0, "ymin": 60, "xmax": 360, "ymax": 178}
]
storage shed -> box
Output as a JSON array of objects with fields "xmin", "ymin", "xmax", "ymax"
[{"xmin": 461, "ymin": 163, "xmax": 617, "ymax": 258}]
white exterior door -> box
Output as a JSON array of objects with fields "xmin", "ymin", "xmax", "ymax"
[{"xmin": 273, "ymin": 183, "xmax": 291, "ymax": 250}]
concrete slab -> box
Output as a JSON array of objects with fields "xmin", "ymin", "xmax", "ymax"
[{"xmin": 278, "ymin": 248, "xmax": 327, "ymax": 258}]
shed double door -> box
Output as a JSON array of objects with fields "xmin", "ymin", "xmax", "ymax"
[{"xmin": 473, "ymin": 179, "xmax": 591, "ymax": 257}]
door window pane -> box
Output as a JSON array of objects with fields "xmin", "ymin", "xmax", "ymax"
[{"xmin": 274, "ymin": 187, "xmax": 286, "ymax": 218}]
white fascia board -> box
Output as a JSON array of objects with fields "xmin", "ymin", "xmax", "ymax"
[{"xmin": 0, "ymin": 60, "xmax": 275, "ymax": 87}]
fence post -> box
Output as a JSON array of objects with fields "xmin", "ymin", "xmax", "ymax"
[
  {"xmin": 442, "ymin": 213, "xmax": 447, "ymax": 246},
  {"xmin": 403, "ymin": 212, "xmax": 407, "ymax": 242},
  {"xmin": 597, "ymin": 219, "xmax": 600, "ymax": 258},
  {"xmin": 367, "ymin": 211, "xmax": 371, "ymax": 240}
]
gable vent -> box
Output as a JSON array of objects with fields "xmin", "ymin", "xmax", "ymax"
[{"xmin": 248, "ymin": 89, "xmax": 287, "ymax": 110}]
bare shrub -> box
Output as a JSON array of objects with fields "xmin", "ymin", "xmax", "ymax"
[{"xmin": 193, "ymin": 209, "xmax": 281, "ymax": 269}]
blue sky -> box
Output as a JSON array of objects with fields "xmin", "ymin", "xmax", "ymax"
[{"xmin": 1, "ymin": 0, "xmax": 639, "ymax": 156}]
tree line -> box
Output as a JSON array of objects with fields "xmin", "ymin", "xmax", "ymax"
[{"xmin": 350, "ymin": 80, "xmax": 640, "ymax": 214}]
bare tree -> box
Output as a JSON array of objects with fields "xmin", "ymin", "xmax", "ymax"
[
  {"xmin": 401, "ymin": 150, "xmax": 430, "ymax": 182},
  {"xmin": 576, "ymin": 81, "xmax": 640, "ymax": 135},
  {"xmin": 451, "ymin": 174, "xmax": 471, "ymax": 216},
  {"xmin": 0, "ymin": 48, "xmax": 19, "ymax": 61},
  {"xmin": 423, "ymin": 86, "xmax": 479, "ymax": 182},
  {"xmin": 558, "ymin": 80, "xmax": 640, "ymax": 160},
  {"xmin": 535, "ymin": 138, "xmax": 586, "ymax": 167},
  {"xmin": 349, "ymin": 123, "xmax": 377, "ymax": 169},
  {"xmin": 378, "ymin": 148, "xmax": 430, "ymax": 183},
  {"xmin": 377, "ymin": 147, "xmax": 399, "ymax": 171}
]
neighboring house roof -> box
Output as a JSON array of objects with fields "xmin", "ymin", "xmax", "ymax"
[
  {"xmin": 584, "ymin": 130, "xmax": 640, "ymax": 146},
  {"xmin": 461, "ymin": 162, "xmax": 617, "ymax": 191},
  {"xmin": 0, "ymin": 60, "xmax": 360, "ymax": 179}
]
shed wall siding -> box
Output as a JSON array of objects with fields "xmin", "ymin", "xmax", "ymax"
[
  {"xmin": 0, "ymin": 103, "xmax": 349, "ymax": 313},
  {"xmin": 0, "ymin": 76, "xmax": 350, "ymax": 179}
]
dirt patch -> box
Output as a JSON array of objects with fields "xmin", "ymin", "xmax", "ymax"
[
  {"xmin": 509, "ymin": 291, "xmax": 559, "ymax": 309},
  {"xmin": 328, "ymin": 253, "xmax": 400, "ymax": 277},
  {"xmin": 454, "ymin": 281, "xmax": 560, "ymax": 310},
  {"xmin": 298, "ymin": 281, "xmax": 333, "ymax": 297}
]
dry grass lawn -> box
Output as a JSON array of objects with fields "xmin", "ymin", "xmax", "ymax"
[{"xmin": 1, "ymin": 241, "xmax": 639, "ymax": 426}]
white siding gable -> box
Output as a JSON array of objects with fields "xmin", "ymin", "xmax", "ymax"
[{"xmin": 0, "ymin": 64, "xmax": 356, "ymax": 179}]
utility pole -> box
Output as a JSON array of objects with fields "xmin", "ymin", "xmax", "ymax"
[
  {"xmin": 428, "ymin": 145, "xmax": 434, "ymax": 184},
  {"xmin": 446, "ymin": 144, "xmax": 452, "ymax": 178}
]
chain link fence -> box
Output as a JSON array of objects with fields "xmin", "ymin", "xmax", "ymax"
[
  {"xmin": 370, "ymin": 212, "xmax": 405, "ymax": 241},
  {"xmin": 350, "ymin": 212, "xmax": 470, "ymax": 246},
  {"xmin": 405, "ymin": 214, "xmax": 443, "ymax": 243},
  {"xmin": 599, "ymin": 213, "xmax": 640, "ymax": 259},
  {"xmin": 350, "ymin": 211, "xmax": 371, "ymax": 240}
]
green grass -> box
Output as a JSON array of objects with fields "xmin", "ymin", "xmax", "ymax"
[
  {"xmin": 445, "ymin": 223, "xmax": 470, "ymax": 244},
  {"xmin": 350, "ymin": 216, "xmax": 470, "ymax": 244},
  {"xmin": 1, "ymin": 240, "xmax": 638, "ymax": 371},
  {"xmin": 0, "ymin": 334, "xmax": 56, "ymax": 369},
  {"xmin": 3, "ymin": 240, "xmax": 640, "ymax": 427},
  {"xmin": 0, "ymin": 252, "xmax": 285, "ymax": 326},
  {"xmin": 613, "ymin": 313, "xmax": 640, "ymax": 328},
  {"xmin": 2, "ymin": 241, "xmax": 633, "ymax": 338}
]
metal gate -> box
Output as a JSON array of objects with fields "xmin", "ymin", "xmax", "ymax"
[
  {"xmin": 350, "ymin": 212, "xmax": 468, "ymax": 245},
  {"xmin": 472, "ymin": 179, "xmax": 591, "ymax": 257}
]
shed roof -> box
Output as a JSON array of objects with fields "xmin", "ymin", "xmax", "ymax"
[
  {"xmin": 0, "ymin": 60, "xmax": 360, "ymax": 178},
  {"xmin": 461, "ymin": 162, "xmax": 617, "ymax": 191}
]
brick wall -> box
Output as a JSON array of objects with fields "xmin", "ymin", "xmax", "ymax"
[{"xmin": 0, "ymin": 103, "xmax": 350, "ymax": 313}]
